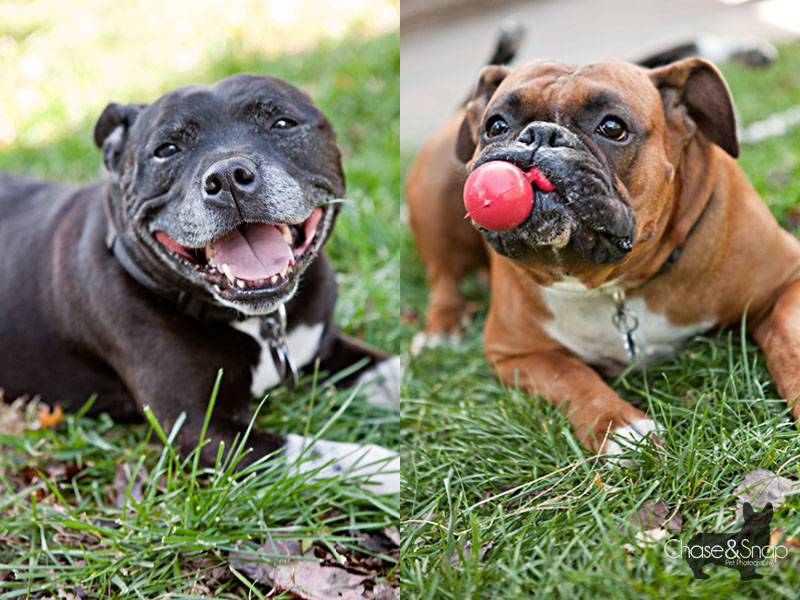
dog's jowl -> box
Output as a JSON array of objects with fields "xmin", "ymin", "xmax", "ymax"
[{"xmin": 0, "ymin": 74, "xmax": 398, "ymax": 492}]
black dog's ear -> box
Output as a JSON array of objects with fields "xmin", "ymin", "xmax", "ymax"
[
  {"xmin": 743, "ymin": 502, "xmax": 755, "ymax": 519},
  {"xmin": 93, "ymin": 103, "xmax": 146, "ymax": 169},
  {"xmin": 649, "ymin": 57, "xmax": 739, "ymax": 158},
  {"xmin": 455, "ymin": 65, "xmax": 511, "ymax": 163}
]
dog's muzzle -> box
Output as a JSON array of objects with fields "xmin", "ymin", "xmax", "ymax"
[{"xmin": 470, "ymin": 121, "xmax": 636, "ymax": 264}]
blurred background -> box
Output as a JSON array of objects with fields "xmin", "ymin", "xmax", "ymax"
[
  {"xmin": 0, "ymin": 0, "xmax": 400, "ymax": 351},
  {"xmin": 401, "ymin": 0, "xmax": 800, "ymax": 150}
]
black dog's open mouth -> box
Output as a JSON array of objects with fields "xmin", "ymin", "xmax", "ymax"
[{"xmin": 154, "ymin": 207, "xmax": 325, "ymax": 294}]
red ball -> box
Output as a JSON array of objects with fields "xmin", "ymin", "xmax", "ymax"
[{"xmin": 463, "ymin": 161, "xmax": 534, "ymax": 231}]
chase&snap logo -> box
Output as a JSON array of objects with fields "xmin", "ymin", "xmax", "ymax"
[{"xmin": 665, "ymin": 503, "xmax": 789, "ymax": 580}]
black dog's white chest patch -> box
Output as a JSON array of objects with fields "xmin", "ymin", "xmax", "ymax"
[{"xmin": 230, "ymin": 317, "xmax": 324, "ymax": 395}]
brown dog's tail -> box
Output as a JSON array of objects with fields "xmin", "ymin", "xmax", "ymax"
[
  {"xmin": 460, "ymin": 18, "xmax": 525, "ymax": 107},
  {"xmin": 486, "ymin": 17, "xmax": 525, "ymax": 66}
]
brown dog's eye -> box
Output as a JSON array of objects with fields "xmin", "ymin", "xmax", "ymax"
[
  {"xmin": 272, "ymin": 118, "xmax": 298, "ymax": 130},
  {"xmin": 154, "ymin": 143, "xmax": 180, "ymax": 158},
  {"xmin": 485, "ymin": 117, "xmax": 509, "ymax": 138},
  {"xmin": 596, "ymin": 117, "xmax": 628, "ymax": 142}
]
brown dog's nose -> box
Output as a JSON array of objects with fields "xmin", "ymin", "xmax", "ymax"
[
  {"xmin": 517, "ymin": 121, "xmax": 571, "ymax": 149},
  {"xmin": 202, "ymin": 157, "xmax": 258, "ymax": 203}
]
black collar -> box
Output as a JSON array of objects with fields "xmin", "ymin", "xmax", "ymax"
[
  {"xmin": 648, "ymin": 193, "xmax": 713, "ymax": 283},
  {"xmin": 102, "ymin": 191, "xmax": 300, "ymax": 387},
  {"xmin": 103, "ymin": 191, "xmax": 244, "ymax": 322}
]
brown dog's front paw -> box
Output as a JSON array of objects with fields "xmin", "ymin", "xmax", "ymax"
[
  {"xmin": 600, "ymin": 418, "xmax": 662, "ymax": 464},
  {"xmin": 410, "ymin": 330, "xmax": 463, "ymax": 355}
]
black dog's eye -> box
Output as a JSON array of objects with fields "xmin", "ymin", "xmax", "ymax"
[
  {"xmin": 272, "ymin": 118, "xmax": 298, "ymax": 130},
  {"xmin": 596, "ymin": 117, "xmax": 629, "ymax": 142},
  {"xmin": 485, "ymin": 116, "xmax": 509, "ymax": 138},
  {"xmin": 154, "ymin": 143, "xmax": 180, "ymax": 158}
]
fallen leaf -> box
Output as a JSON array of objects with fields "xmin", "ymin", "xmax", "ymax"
[
  {"xmin": 770, "ymin": 526, "xmax": 800, "ymax": 555},
  {"xmin": 38, "ymin": 404, "xmax": 63, "ymax": 429},
  {"xmin": 56, "ymin": 586, "xmax": 88, "ymax": 600},
  {"xmin": 733, "ymin": 469, "xmax": 797, "ymax": 519},
  {"xmin": 373, "ymin": 581, "xmax": 397, "ymax": 600},
  {"xmin": 112, "ymin": 463, "xmax": 148, "ymax": 508},
  {"xmin": 348, "ymin": 528, "xmax": 398, "ymax": 556},
  {"xmin": 400, "ymin": 307, "xmax": 418, "ymax": 324},
  {"xmin": 230, "ymin": 536, "xmax": 372, "ymax": 600},
  {"xmin": 448, "ymin": 539, "xmax": 494, "ymax": 567},
  {"xmin": 628, "ymin": 499, "xmax": 682, "ymax": 532},
  {"xmin": 380, "ymin": 528, "xmax": 400, "ymax": 547},
  {"xmin": 0, "ymin": 394, "xmax": 29, "ymax": 436},
  {"xmin": 619, "ymin": 500, "xmax": 681, "ymax": 553}
]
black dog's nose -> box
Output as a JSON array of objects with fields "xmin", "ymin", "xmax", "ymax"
[{"xmin": 202, "ymin": 157, "xmax": 258, "ymax": 202}]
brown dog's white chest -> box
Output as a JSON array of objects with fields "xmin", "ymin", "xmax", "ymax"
[{"xmin": 539, "ymin": 280, "xmax": 715, "ymax": 374}]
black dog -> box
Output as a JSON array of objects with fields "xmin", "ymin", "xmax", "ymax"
[{"xmin": 0, "ymin": 74, "xmax": 398, "ymax": 491}]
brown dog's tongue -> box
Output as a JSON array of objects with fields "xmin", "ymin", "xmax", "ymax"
[{"xmin": 211, "ymin": 224, "xmax": 292, "ymax": 281}]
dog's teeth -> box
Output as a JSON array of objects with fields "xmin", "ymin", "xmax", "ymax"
[
  {"xmin": 221, "ymin": 263, "xmax": 235, "ymax": 284},
  {"xmin": 253, "ymin": 278, "xmax": 265, "ymax": 286},
  {"xmin": 270, "ymin": 275, "xmax": 279, "ymax": 284},
  {"xmin": 279, "ymin": 224, "xmax": 292, "ymax": 244},
  {"xmin": 279, "ymin": 265, "xmax": 290, "ymax": 278},
  {"xmin": 236, "ymin": 279, "xmax": 246, "ymax": 290}
]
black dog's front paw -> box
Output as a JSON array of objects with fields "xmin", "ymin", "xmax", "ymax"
[
  {"xmin": 283, "ymin": 433, "xmax": 399, "ymax": 494},
  {"xmin": 354, "ymin": 355, "xmax": 400, "ymax": 410}
]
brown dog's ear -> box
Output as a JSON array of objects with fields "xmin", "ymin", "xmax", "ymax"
[
  {"xmin": 649, "ymin": 57, "xmax": 739, "ymax": 158},
  {"xmin": 456, "ymin": 65, "xmax": 512, "ymax": 163},
  {"xmin": 94, "ymin": 103, "xmax": 146, "ymax": 169}
]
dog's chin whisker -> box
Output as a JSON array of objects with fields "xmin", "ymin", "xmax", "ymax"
[{"xmin": 316, "ymin": 198, "xmax": 348, "ymax": 207}]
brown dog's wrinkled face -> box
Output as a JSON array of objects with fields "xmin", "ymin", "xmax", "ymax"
[{"xmin": 457, "ymin": 58, "xmax": 738, "ymax": 284}]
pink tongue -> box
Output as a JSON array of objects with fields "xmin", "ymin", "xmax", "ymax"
[{"xmin": 211, "ymin": 224, "xmax": 292, "ymax": 281}]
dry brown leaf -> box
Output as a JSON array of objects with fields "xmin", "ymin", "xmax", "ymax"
[
  {"xmin": 733, "ymin": 469, "xmax": 797, "ymax": 519},
  {"xmin": 230, "ymin": 536, "xmax": 373, "ymax": 600},
  {"xmin": 400, "ymin": 307, "xmax": 419, "ymax": 324},
  {"xmin": 619, "ymin": 499, "xmax": 681, "ymax": 554},
  {"xmin": 112, "ymin": 463, "xmax": 148, "ymax": 508},
  {"xmin": 348, "ymin": 528, "xmax": 399, "ymax": 557},
  {"xmin": 448, "ymin": 539, "xmax": 494, "ymax": 567},
  {"xmin": 38, "ymin": 404, "xmax": 63, "ymax": 429},
  {"xmin": 381, "ymin": 527, "xmax": 400, "ymax": 547},
  {"xmin": 373, "ymin": 581, "xmax": 397, "ymax": 600},
  {"xmin": 628, "ymin": 499, "xmax": 682, "ymax": 533},
  {"xmin": 0, "ymin": 395, "xmax": 29, "ymax": 436},
  {"xmin": 770, "ymin": 526, "xmax": 800, "ymax": 554}
]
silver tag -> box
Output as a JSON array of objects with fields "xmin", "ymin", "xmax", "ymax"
[
  {"xmin": 611, "ymin": 290, "xmax": 639, "ymax": 362},
  {"xmin": 262, "ymin": 304, "xmax": 299, "ymax": 389}
]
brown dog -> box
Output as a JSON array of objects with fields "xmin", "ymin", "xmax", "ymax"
[{"xmin": 406, "ymin": 56, "xmax": 800, "ymax": 455}]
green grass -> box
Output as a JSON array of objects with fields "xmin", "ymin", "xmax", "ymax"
[
  {"xmin": 400, "ymin": 40, "xmax": 800, "ymax": 599},
  {"xmin": 0, "ymin": 10, "xmax": 400, "ymax": 599},
  {"xmin": 1, "ymin": 377, "xmax": 399, "ymax": 598}
]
